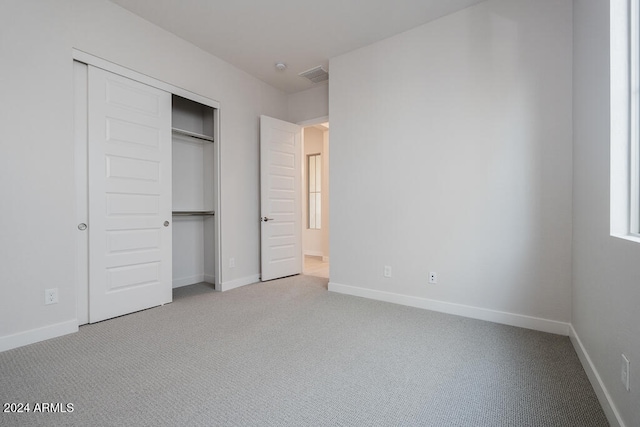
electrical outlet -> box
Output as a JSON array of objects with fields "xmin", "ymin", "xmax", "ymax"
[
  {"xmin": 229, "ymin": 258, "xmax": 235, "ymax": 268},
  {"xmin": 45, "ymin": 288, "xmax": 58, "ymax": 305},
  {"xmin": 429, "ymin": 272, "xmax": 438, "ymax": 284},
  {"xmin": 622, "ymin": 354, "xmax": 630, "ymax": 391},
  {"xmin": 383, "ymin": 265, "xmax": 392, "ymax": 278}
]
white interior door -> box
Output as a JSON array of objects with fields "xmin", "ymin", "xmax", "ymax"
[
  {"xmin": 88, "ymin": 66, "xmax": 172, "ymax": 323},
  {"xmin": 260, "ymin": 115, "xmax": 302, "ymax": 281}
]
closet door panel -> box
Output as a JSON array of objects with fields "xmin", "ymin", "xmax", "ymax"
[{"xmin": 88, "ymin": 66, "xmax": 172, "ymax": 323}]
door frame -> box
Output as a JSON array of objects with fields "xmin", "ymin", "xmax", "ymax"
[
  {"xmin": 297, "ymin": 116, "xmax": 329, "ymax": 271},
  {"xmin": 73, "ymin": 50, "xmax": 222, "ymax": 325}
]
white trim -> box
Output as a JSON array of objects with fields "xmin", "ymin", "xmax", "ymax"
[
  {"xmin": 630, "ymin": 0, "xmax": 640, "ymax": 235},
  {"xmin": 72, "ymin": 50, "xmax": 220, "ymax": 109},
  {"xmin": 611, "ymin": 0, "xmax": 634, "ymax": 237},
  {"xmin": 328, "ymin": 282, "xmax": 570, "ymax": 336},
  {"xmin": 297, "ymin": 115, "xmax": 329, "ymax": 127},
  {"xmin": 304, "ymin": 250, "xmax": 324, "ymax": 257},
  {"xmin": 219, "ymin": 274, "xmax": 260, "ymax": 292},
  {"xmin": 612, "ymin": 233, "xmax": 640, "ymax": 244},
  {"xmin": 172, "ymin": 275, "xmax": 205, "ymax": 289},
  {"xmin": 204, "ymin": 274, "xmax": 216, "ymax": 285},
  {"xmin": 213, "ymin": 108, "xmax": 222, "ymax": 288},
  {"xmin": 0, "ymin": 320, "xmax": 78, "ymax": 353},
  {"xmin": 74, "ymin": 60, "xmax": 89, "ymax": 326},
  {"xmin": 570, "ymin": 325, "xmax": 625, "ymax": 427}
]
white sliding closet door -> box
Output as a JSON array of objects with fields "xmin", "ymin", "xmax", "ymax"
[{"xmin": 88, "ymin": 66, "xmax": 172, "ymax": 323}]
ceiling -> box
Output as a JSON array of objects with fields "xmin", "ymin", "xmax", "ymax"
[{"xmin": 109, "ymin": 0, "xmax": 486, "ymax": 94}]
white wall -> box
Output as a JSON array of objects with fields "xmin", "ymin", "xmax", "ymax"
[
  {"xmin": 573, "ymin": 0, "xmax": 640, "ymax": 425},
  {"xmin": 0, "ymin": 0, "xmax": 288, "ymax": 350},
  {"xmin": 0, "ymin": 1, "xmax": 77, "ymax": 346},
  {"xmin": 329, "ymin": 0, "xmax": 573, "ymax": 329},
  {"xmin": 288, "ymin": 84, "xmax": 329, "ymax": 124}
]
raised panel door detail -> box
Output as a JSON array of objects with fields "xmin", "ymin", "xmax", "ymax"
[
  {"xmin": 269, "ymin": 244, "xmax": 296, "ymax": 263},
  {"xmin": 106, "ymin": 80, "xmax": 161, "ymax": 116},
  {"xmin": 107, "ymin": 262, "xmax": 160, "ymax": 292},
  {"xmin": 106, "ymin": 118, "xmax": 161, "ymax": 149},
  {"xmin": 106, "ymin": 194, "xmax": 160, "ymax": 216},
  {"xmin": 88, "ymin": 66, "xmax": 172, "ymax": 323},
  {"xmin": 260, "ymin": 116, "xmax": 302, "ymax": 281},
  {"xmin": 271, "ymin": 128, "xmax": 295, "ymax": 147},
  {"xmin": 268, "ymin": 174, "xmax": 294, "ymax": 191},
  {"xmin": 269, "ymin": 150, "xmax": 295, "ymax": 168},
  {"xmin": 106, "ymin": 156, "xmax": 160, "ymax": 182},
  {"xmin": 269, "ymin": 199, "xmax": 295, "ymax": 214},
  {"xmin": 107, "ymin": 229, "xmax": 161, "ymax": 254},
  {"xmin": 269, "ymin": 222, "xmax": 295, "ymax": 238}
]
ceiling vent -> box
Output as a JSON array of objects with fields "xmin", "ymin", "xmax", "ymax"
[{"xmin": 298, "ymin": 66, "xmax": 329, "ymax": 84}]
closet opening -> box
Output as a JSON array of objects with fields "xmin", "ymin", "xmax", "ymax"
[{"xmin": 171, "ymin": 95, "xmax": 217, "ymax": 290}]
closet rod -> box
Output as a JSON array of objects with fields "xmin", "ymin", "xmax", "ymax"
[
  {"xmin": 172, "ymin": 127, "xmax": 214, "ymax": 143},
  {"xmin": 172, "ymin": 211, "xmax": 215, "ymax": 217}
]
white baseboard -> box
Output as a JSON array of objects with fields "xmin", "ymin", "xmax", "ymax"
[
  {"xmin": 304, "ymin": 250, "xmax": 324, "ymax": 257},
  {"xmin": 328, "ymin": 282, "xmax": 570, "ymax": 336},
  {"xmin": 172, "ymin": 274, "xmax": 205, "ymax": 289},
  {"xmin": 219, "ymin": 274, "xmax": 260, "ymax": 292},
  {"xmin": 204, "ymin": 274, "xmax": 215, "ymax": 286},
  {"xmin": 570, "ymin": 326, "xmax": 625, "ymax": 427},
  {"xmin": 0, "ymin": 320, "xmax": 78, "ymax": 353}
]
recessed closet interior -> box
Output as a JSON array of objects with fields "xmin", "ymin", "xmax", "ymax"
[{"xmin": 171, "ymin": 95, "xmax": 217, "ymax": 289}]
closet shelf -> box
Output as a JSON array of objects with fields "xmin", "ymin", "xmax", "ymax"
[
  {"xmin": 172, "ymin": 211, "xmax": 215, "ymax": 217},
  {"xmin": 172, "ymin": 127, "xmax": 214, "ymax": 143}
]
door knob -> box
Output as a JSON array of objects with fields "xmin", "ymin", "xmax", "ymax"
[
  {"xmin": 77, "ymin": 223, "xmax": 87, "ymax": 231},
  {"xmin": 164, "ymin": 221, "xmax": 170, "ymax": 227},
  {"xmin": 262, "ymin": 217, "xmax": 274, "ymax": 222}
]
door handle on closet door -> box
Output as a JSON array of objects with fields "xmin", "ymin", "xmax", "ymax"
[
  {"xmin": 262, "ymin": 217, "xmax": 274, "ymax": 222},
  {"xmin": 164, "ymin": 221, "xmax": 170, "ymax": 227},
  {"xmin": 78, "ymin": 223, "xmax": 87, "ymax": 231}
]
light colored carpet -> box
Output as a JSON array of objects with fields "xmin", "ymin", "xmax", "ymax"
[{"xmin": 0, "ymin": 275, "xmax": 607, "ymax": 426}]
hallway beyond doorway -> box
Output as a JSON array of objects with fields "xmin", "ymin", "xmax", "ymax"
[{"xmin": 303, "ymin": 255, "xmax": 329, "ymax": 278}]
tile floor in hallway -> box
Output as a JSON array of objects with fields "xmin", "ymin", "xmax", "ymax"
[{"xmin": 303, "ymin": 255, "xmax": 329, "ymax": 278}]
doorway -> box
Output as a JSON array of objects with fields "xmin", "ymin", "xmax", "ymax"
[{"xmin": 301, "ymin": 122, "xmax": 329, "ymax": 279}]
